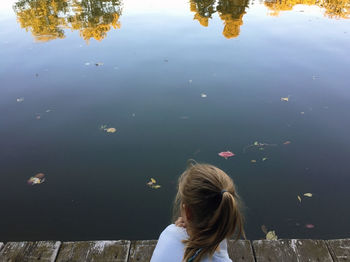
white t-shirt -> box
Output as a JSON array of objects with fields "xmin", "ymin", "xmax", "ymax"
[{"xmin": 150, "ymin": 224, "xmax": 232, "ymax": 262}]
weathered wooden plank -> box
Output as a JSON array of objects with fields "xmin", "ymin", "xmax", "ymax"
[
  {"xmin": 295, "ymin": 239, "xmax": 334, "ymax": 262},
  {"xmin": 327, "ymin": 239, "xmax": 350, "ymax": 262},
  {"xmin": 0, "ymin": 241, "xmax": 61, "ymax": 262},
  {"xmin": 253, "ymin": 239, "xmax": 298, "ymax": 262},
  {"xmin": 0, "ymin": 243, "xmax": 3, "ymax": 252},
  {"xmin": 128, "ymin": 240, "xmax": 157, "ymax": 262},
  {"xmin": 253, "ymin": 239, "xmax": 333, "ymax": 262},
  {"xmin": 227, "ymin": 240, "xmax": 255, "ymax": 262},
  {"xmin": 55, "ymin": 240, "xmax": 130, "ymax": 262}
]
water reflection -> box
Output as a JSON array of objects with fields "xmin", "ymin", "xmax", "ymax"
[
  {"xmin": 191, "ymin": 0, "xmax": 349, "ymax": 38},
  {"xmin": 13, "ymin": 0, "xmax": 122, "ymax": 42},
  {"xmin": 13, "ymin": 0, "xmax": 350, "ymax": 42},
  {"xmin": 265, "ymin": 0, "xmax": 350, "ymax": 18},
  {"xmin": 190, "ymin": 0, "xmax": 248, "ymax": 38},
  {"xmin": 217, "ymin": 0, "xmax": 249, "ymax": 38}
]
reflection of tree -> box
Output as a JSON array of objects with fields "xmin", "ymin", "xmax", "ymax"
[
  {"xmin": 189, "ymin": 0, "xmax": 248, "ymax": 38},
  {"xmin": 69, "ymin": 0, "xmax": 121, "ymax": 41},
  {"xmin": 217, "ymin": 0, "xmax": 249, "ymax": 38},
  {"xmin": 321, "ymin": 0, "xmax": 350, "ymax": 18},
  {"xmin": 14, "ymin": 0, "xmax": 68, "ymax": 41},
  {"xmin": 190, "ymin": 0, "xmax": 349, "ymax": 39},
  {"xmin": 14, "ymin": 0, "xmax": 122, "ymax": 42},
  {"xmin": 190, "ymin": 0, "xmax": 216, "ymax": 26},
  {"xmin": 265, "ymin": 0, "xmax": 350, "ymax": 18}
]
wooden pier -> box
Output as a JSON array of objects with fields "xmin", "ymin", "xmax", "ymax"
[{"xmin": 0, "ymin": 239, "xmax": 349, "ymax": 261}]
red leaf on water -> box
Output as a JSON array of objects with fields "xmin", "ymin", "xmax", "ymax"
[
  {"xmin": 218, "ymin": 151, "xmax": 235, "ymax": 159},
  {"xmin": 305, "ymin": 224, "xmax": 315, "ymax": 229}
]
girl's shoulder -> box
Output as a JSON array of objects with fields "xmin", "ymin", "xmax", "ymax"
[
  {"xmin": 159, "ymin": 224, "xmax": 189, "ymax": 241},
  {"xmin": 152, "ymin": 224, "xmax": 232, "ymax": 262},
  {"xmin": 150, "ymin": 224, "xmax": 187, "ymax": 262}
]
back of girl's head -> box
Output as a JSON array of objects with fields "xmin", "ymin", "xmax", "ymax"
[{"xmin": 173, "ymin": 161, "xmax": 245, "ymax": 262}]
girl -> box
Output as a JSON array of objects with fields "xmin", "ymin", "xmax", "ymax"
[{"xmin": 151, "ymin": 162, "xmax": 245, "ymax": 262}]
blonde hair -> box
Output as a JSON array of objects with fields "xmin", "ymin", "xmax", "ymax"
[{"xmin": 173, "ymin": 161, "xmax": 245, "ymax": 262}]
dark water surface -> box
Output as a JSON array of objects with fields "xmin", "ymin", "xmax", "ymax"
[{"xmin": 0, "ymin": 0, "xmax": 350, "ymax": 241}]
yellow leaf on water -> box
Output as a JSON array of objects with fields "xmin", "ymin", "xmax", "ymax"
[
  {"xmin": 251, "ymin": 160, "xmax": 257, "ymax": 163},
  {"xmin": 106, "ymin": 128, "xmax": 116, "ymax": 133},
  {"xmin": 304, "ymin": 193, "xmax": 313, "ymax": 197},
  {"xmin": 297, "ymin": 195, "xmax": 302, "ymax": 203},
  {"xmin": 266, "ymin": 230, "xmax": 278, "ymax": 240},
  {"xmin": 152, "ymin": 185, "xmax": 161, "ymax": 189},
  {"xmin": 281, "ymin": 97, "xmax": 289, "ymax": 102},
  {"xmin": 297, "ymin": 195, "xmax": 302, "ymax": 202},
  {"xmin": 151, "ymin": 178, "xmax": 156, "ymax": 184}
]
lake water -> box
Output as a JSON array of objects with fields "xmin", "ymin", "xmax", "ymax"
[{"xmin": 0, "ymin": 0, "xmax": 350, "ymax": 242}]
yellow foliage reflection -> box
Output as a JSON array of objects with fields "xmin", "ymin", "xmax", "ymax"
[
  {"xmin": 13, "ymin": 0, "xmax": 122, "ymax": 42},
  {"xmin": 190, "ymin": 0, "xmax": 216, "ymax": 27},
  {"xmin": 265, "ymin": 0, "xmax": 350, "ymax": 19},
  {"xmin": 14, "ymin": 0, "xmax": 350, "ymax": 42},
  {"xmin": 190, "ymin": 0, "xmax": 349, "ymax": 39},
  {"xmin": 217, "ymin": 0, "xmax": 249, "ymax": 38},
  {"xmin": 190, "ymin": 0, "xmax": 249, "ymax": 39}
]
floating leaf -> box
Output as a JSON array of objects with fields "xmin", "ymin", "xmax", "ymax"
[
  {"xmin": 281, "ymin": 97, "xmax": 289, "ymax": 102},
  {"xmin": 27, "ymin": 173, "xmax": 45, "ymax": 185},
  {"xmin": 283, "ymin": 141, "xmax": 291, "ymax": 145},
  {"xmin": 251, "ymin": 160, "xmax": 257, "ymax": 163},
  {"xmin": 218, "ymin": 151, "xmax": 235, "ymax": 159},
  {"xmin": 297, "ymin": 195, "xmax": 302, "ymax": 203},
  {"xmin": 16, "ymin": 97, "xmax": 24, "ymax": 103},
  {"xmin": 84, "ymin": 62, "xmax": 91, "ymax": 66},
  {"xmin": 300, "ymin": 112, "xmax": 305, "ymax": 115},
  {"xmin": 106, "ymin": 128, "xmax": 116, "ymax": 133},
  {"xmin": 244, "ymin": 141, "xmax": 277, "ymax": 153},
  {"xmin": 147, "ymin": 178, "xmax": 161, "ymax": 189},
  {"xmin": 305, "ymin": 224, "xmax": 315, "ymax": 229},
  {"xmin": 95, "ymin": 62, "xmax": 104, "ymax": 66},
  {"xmin": 201, "ymin": 93, "xmax": 207, "ymax": 98},
  {"xmin": 266, "ymin": 230, "xmax": 278, "ymax": 240},
  {"xmin": 303, "ymin": 193, "xmax": 313, "ymax": 197},
  {"xmin": 261, "ymin": 225, "xmax": 268, "ymax": 234},
  {"xmin": 262, "ymin": 157, "xmax": 268, "ymax": 161},
  {"xmin": 35, "ymin": 173, "xmax": 45, "ymax": 179}
]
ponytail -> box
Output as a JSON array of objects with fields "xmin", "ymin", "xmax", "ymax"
[{"xmin": 176, "ymin": 164, "xmax": 245, "ymax": 262}]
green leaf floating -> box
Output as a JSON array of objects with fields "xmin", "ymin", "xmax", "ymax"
[{"xmin": 266, "ymin": 230, "xmax": 278, "ymax": 240}]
